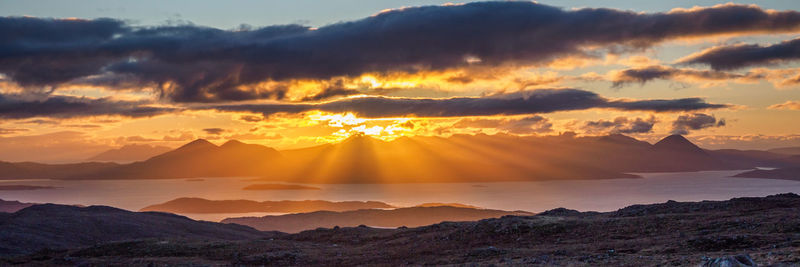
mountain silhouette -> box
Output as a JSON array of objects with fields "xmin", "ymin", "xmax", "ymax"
[
  {"xmin": 1, "ymin": 134, "xmax": 797, "ymax": 182},
  {"xmin": 83, "ymin": 139, "xmax": 283, "ymax": 179},
  {"xmin": 652, "ymin": 134, "xmax": 707, "ymax": 154},
  {"xmin": 87, "ymin": 144, "xmax": 172, "ymax": 163}
]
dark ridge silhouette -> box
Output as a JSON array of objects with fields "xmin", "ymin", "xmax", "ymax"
[
  {"xmin": 0, "ymin": 204, "xmax": 270, "ymax": 256},
  {"xmin": 768, "ymin": 146, "xmax": 800, "ymax": 155},
  {"xmin": 652, "ymin": 134, "xmax": 706, "ymax": 154},
  {"xmin": 140, "ymin": 198, "xmax": 394, "ymax": 214},
  {"xmin": 81, "ymin": 139, "xmax": 284, "ymax": 179},
  {"xmin": 0, "ymin": 199, "xmax": 35, "ymax": 213},
  {"xmin": 4, "ymin": 194, "xmax": 800, "ymax": 265},
  {"xmin": 87, "ymin": 144, "xmax": 172, "ymax": 163},
  {"xmin": 221, "ymin": 206, "xmax": 533, "ymax": 233},
  {"xmin": 1, "ymin": 134, "xmax": 797, "ymax": 182}
]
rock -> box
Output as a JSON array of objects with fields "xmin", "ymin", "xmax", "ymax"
[{"xmin": 702, "ymin": 254, "xmax": 757, "ymax": 267}]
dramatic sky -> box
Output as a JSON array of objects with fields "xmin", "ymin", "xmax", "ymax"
[{"xmin": 1, "ymin": 0, "xmax": 800, "ymax": 162}]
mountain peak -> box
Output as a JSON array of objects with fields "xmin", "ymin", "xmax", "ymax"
[
  {"xmin": 177, "ymin": 139, "xmax": 217, "ymax": 150},
  {"xmin": 652, "ymin": 134, "xmax": 705, "ymax": 154},
  {"xmin": 221, "ymin": 140, "xmax": 245, "ymax": 147}
]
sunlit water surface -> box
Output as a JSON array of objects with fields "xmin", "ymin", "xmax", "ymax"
[{"xmin": 1, "ymin": 170, "xmax": 799, "ymax": 221}]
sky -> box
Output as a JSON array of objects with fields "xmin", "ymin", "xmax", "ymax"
[{"xmin": 1, "ymin": 0, "xmax": 800, "ymax": 162}]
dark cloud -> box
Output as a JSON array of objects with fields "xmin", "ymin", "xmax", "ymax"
[
  {"xmin": 454, "ymin": 115, "xmax": 552, "ymax": 134},
  {"xmin": 671, "ymin": 113, "xmax": 726, "ymax": 135},
  {"xmin": 212, "ymin": 88, "xmax": 730, "ymax": 118},
  {"xmin": 238, "ymin": 115, "xmax": 264, "ymax": 122},
  {"xmin": 2, "ymin": 2, "xmax": 800, "ymax": 102},
  {"xmin": 202, "ymin": 128, "xmax": 225, "ymax": 135},
  {"xmin": 583, "ymin": 116, "xmax": 656, "ymax": 134},
  {"xmin": 0, "ymin": 93, "xmax": 176, "ymax": 119},
  {"xmin": 610, "ymin": 65, "xmax": 750, "ymax": 87},
  {"xmin": 300, "ymin": 87, "xmax": 362, "ymax": 101},
  {"xmin": 679, "ymin": 38, "xmax": 800, "ymax": 70}
]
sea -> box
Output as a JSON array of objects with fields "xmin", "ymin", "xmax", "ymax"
[{"xmin": 1, "ymin": 170, "xmax": 799, "ymax": 222}]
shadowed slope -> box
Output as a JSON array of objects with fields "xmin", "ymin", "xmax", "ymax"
[{"xmin": 0, "ymin": 204, "xmax": 268, "ymax": 255}]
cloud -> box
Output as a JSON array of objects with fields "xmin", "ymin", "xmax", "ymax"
[
  {"xmin": 610, "ymin": 65, "xmax": 750, "ymax": 87},
  {"xmin": 583, "ymin": 116, "xmax": 656, "ymax": 134},
  {"xmin": 227, "ymin": 133, "xmax": 283, "ymax": 140},
  {"xmin": 0, "ymin": 93, "xmax": 177, "ymax": 119},
  {"xmin": 671, "ymin": 113, "xmax": 726, "ymax": 135},
  {"xmin": 0, "ymin": 128, "xmax": 29, "ymax": 135},
  {"xmin": 300, "ymin": 87, "xmax": 363, "ymax": 101},
  {"xmin": 691, "ymin": 134, "xmax": 800, "ymax": 150},
  {"xmin": 202, "ymin": 128, "xmax": 225, "ymax": 135},
  {"xmin": 609, "ymin": 65, "xmax": 800, "ymax": 88},
  {"xmin": 211, "ymin": 88, "xmax": 730, "ymax": 118},
  {"xmin": 3, "ymin": 2, "xmax": 800, "ymax": 102},
  {"xmin": 453, "ymin": 115, "xmax": 552, "ymax": 134},
  {"xmin": 679, "ymin": 38, "xmax": 800, "ymax": 70},
  {"xmin": 238, "ymin": 115, "xmax": 264, "ymax": 122},
  {"xmin": 768, "ymin": 100, "xmax": 800, "ymax": 110}
]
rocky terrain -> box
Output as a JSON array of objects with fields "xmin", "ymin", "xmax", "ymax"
[
  {"xmin": 2, "ymin": 193, "xmax": 799, "ymax": 265},
  {"xmin": 0, "ymin": 204, "xmax": 268, "ymax": 256}
]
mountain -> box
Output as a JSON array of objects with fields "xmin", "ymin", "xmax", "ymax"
[
  {"xmin": 140, "ymin": 198, "xmax": 394, "ymax": 214},
  {"xmin": 79, "ymin": 139, "xmax": 284, "ymax": 179},
  {"xmin": 221, "ymin": 206, "xmax": 533, "ymax": 233},
  {"xmin": 0, "ymin": 204, "xmax": 269, "ymax": 256},
  {"xmin": 276, "ymin": 134, "xmax": 638, "ymax": 183},
  {"xmin": 1, "ymin": 134, "xmax": 796, "ymax": 182},
  {"xmin": 0, "ymin": 161, "xmax": 119, "ymax": 180},
  {"xmin": 768, "ymin": 146, "xmax": 800, "ymax": 155},
  {"xmin": 0, "ymin": 199, "xmax": 35, "ymax": 213},
  {"xmin": 633, "ymin": 134, "xmax": 730, "ymax": 171},
  {"xmin": 87, "ymin": 144, "xmax": 172, "ymax": 163}
]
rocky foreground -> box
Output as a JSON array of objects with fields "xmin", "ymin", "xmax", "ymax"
[{"xmin": 3, "ymin": 193, "xmax": 800, "ymax": 266}]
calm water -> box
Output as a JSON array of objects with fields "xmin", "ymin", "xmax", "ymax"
[{"xmin": 1, "ymin": 170, "xmax": 799, "ymax": 221}]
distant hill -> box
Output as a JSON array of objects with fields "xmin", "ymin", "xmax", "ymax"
[
  {"xmin": 1, "ymin": 134, "xmax": 798, "ymax": 182},
  {"xmin": 0, "ymin": 204, "xmax": 269, "ymax": 255},
  {"xmin": 768, "ymin": 146, "xmax": 800, "ymax": 155},
  {"xmin": 222, "ymin": 206, "xmax": 533, "ymax": 233},
  {"xmin": 0, "ymin": 199, "xmax": 35, "ymax": 213},
  {"xmin": 733, "ymin": 167, "xmax": 800, "ymax": 181},
  {"xmin": 87, "ymin": 144, "xmax": 172, "ymax": 163},
  {"xmin": 140, "ymin": 198, "xmax": 394, "ymax": 214}
]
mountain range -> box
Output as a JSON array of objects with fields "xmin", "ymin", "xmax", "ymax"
[
  {"xmin": 87, "ymin": 144, "xmax": 172, "ymax": 163},
  {"xmin": 0, "ymin": 134, "xmax": 798, "ymax": 183}
]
